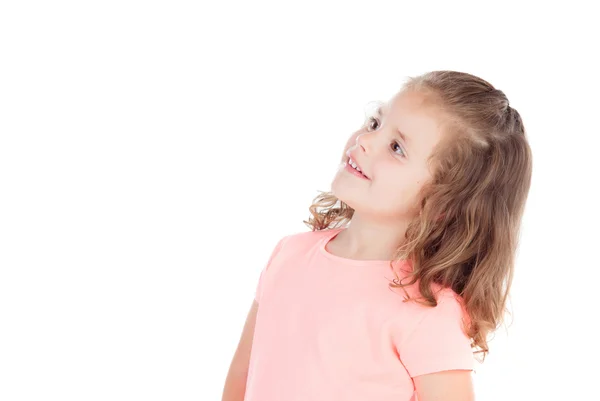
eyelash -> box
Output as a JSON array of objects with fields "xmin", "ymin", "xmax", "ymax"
[{"xmin": 365, "ymin": 116, "xmax": 407, "ymax": 158}]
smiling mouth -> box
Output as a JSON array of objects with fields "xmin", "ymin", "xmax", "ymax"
[{"xmin": 346, "ymin": 157, "xmax": 369, "ymax": 179}]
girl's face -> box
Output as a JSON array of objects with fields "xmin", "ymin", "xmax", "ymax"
[{"xmin": 331, "ymin": 90, "xmax": 446, "ymax": 221}]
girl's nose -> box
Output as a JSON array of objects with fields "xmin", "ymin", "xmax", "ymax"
[{"xmin": 355, "ymin": 131, "xmax": 373, "ymax": 154}]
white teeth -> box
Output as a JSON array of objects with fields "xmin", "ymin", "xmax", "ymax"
[{"xmin": 348, "ymin": 158, "xmax": 362, "ymax": 172}]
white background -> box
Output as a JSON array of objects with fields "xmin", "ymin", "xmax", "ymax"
[{"xmin": 1, "ymin": 1, "xmax": 599, "ymax": 400}]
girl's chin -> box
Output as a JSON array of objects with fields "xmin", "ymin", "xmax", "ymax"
[{"xmin": 330, "ymin": 186, "xmax": 359, "ymax": 208}]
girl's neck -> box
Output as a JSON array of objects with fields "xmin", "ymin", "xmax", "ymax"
[{"xmin": 329, "ymin": 214, "xmax": 411, "ymax": 261}]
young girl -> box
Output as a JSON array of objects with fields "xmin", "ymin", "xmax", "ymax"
[{"xmin": 222, "ymin": 70, "xmax": 532, "ymax": 401}]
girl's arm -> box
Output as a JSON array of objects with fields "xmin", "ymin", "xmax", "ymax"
[
  {"xmin": 413, "ymin": 369, "xmax": 475, "ymax": 401},
  {"xmin": 221, "ymin": 300, "xmax": 259, "ymax": 401}
]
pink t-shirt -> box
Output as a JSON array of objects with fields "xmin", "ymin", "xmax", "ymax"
[{"xmin": 244, "ymin": 228, "xmax": 474, "ymax": 401}]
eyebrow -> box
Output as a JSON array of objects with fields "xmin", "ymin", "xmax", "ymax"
[
  {"xmin": 396, "ymin": 128, "xmax": 410, "ymax": 146},
  {"xmin": 377, "ymin": 104, "xmax": 411, "ymax": 147}
]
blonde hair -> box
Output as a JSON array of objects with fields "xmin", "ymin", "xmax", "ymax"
[{"xmin": 303, "ymin": 71, "xmax": 533, "ymax": 361}]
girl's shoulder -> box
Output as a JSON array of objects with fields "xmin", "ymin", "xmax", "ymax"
[
  {"xmin": 278, "ymin": 227, "xmax": 342, "ymax": 248},
  {"xmin": 264, "ymin": 228, "xmax": 344, "ymax": 262}
]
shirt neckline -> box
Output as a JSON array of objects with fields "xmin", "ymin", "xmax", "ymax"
[{"xmin": 318, "ymin": 227, "xmax": 410, "ymax": 269}]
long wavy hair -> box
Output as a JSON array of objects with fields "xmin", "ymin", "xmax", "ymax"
[{"xmin": 303, "ymin": 71, "xmax": 533, "ymax": 361}]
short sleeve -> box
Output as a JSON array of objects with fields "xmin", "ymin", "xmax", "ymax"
[
  {"xmin": 396, "ymin": 293, "xmax": 475, "ymax": 378},
  {"xmin": 254, "ymin": 235, "xmax": 288, "ymax": 303}
]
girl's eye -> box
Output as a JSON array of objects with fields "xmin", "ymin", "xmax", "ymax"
[
  {"xmin": 366, "ymin": 116, "xmax": 380, "ymax": 131},
  {"xmin": 391, "ymin": 141, "xmax": 406, "ymax": 158},
  {"xmin": 365, "ymin": 115, "xmax": 406, "ymax": 158}
]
